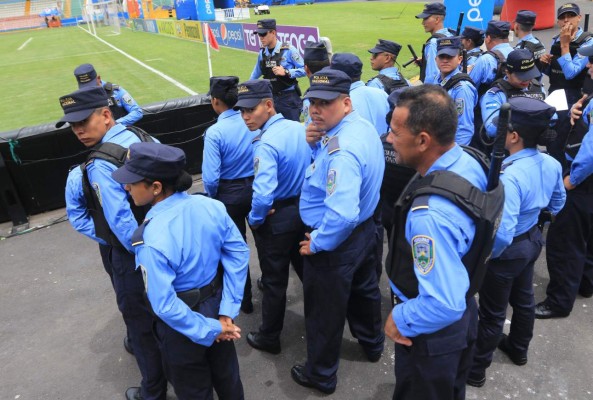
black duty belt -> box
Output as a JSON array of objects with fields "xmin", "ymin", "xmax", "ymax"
[
  {"xmin": 219, "ymin": 176, "xmax": 254, "ymax": 184},
  {"xmin": 512, "ymin": 224, "xmax": 539, "ymax": 244},
  {"xmin": 176, "ymin": 266, "xmax": 223, "ymax": 310},
  {"xmin": 272, "ymin": 196, "xmax": 299, "ymax": 209}
]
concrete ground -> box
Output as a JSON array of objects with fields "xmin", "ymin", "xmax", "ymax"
[{"xmin": 3, "ymin": 1, "xmax": 593, "ymax": 398}]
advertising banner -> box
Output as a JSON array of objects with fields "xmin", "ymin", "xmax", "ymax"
[
  {"xmin": 196, "ymin": 0, "xmax": 215, "ymax": 21},
  {"xmin": 207, "ymin": 22, "xmax": 245, "ymax": 50},
  {"xmin": 242, "ymin": 23, "xmax": 319, "ymax": 57},
  {"xmin": 180, "ymin": 20, "xmax": 203, "ymax": 41},
  {"xmin": 443, "ymin": 0, "xmax": 494, "ymax": 32}
]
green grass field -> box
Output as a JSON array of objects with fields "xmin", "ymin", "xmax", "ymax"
[{"xmin": 0, "ymin": 1, "xmax": 426, "ymax": 132}]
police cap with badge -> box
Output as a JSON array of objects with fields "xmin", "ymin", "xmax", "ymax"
[
  {"xmin": 112, "ymin": 142, "xmax": 187, "ymax": 184},
  {"xmin": 436, "ymin": 36, "xmax": 462, "ymax": 57},
  {"xmin": 74, "ymin": 63, "xmax": 99, "ymax": 89},
  {"xmin": 208, "ymin": 76, "xmax": 239, "ymax": 99},
  {"xmin": 254, "ymin": 18, "xmax": 276, "ymax": 35},
  {"xmin": 506, "ymin": 49, "xmax": 541, "ymax": 81},
  {"xmin": 56, "ymin": 86, "xmax": 109, "ymax": 128},
  {"xmin": 557, "ymin": 3, "xmax": 580, "ymax": 18},
  {"xmin": 304, "ymin": 41, "xmax": 329, "ymax": 64},
  {"xmin": 330, "ymin": 53, "xmax": 363, "ymax": 79},
  {"xmin": 368, "ymin": 39, "xmax": 402, "ymax": 57},
  {"xmin": 233, "ymin": 79, "xmax": 274, "ymax": 109},
  {"xmin": 515, "ymin": 10, "xmax": 537, "ymax": 26},
  {"xmin": 486, "ymin": 20, "xmax": 511, "ymax": 38},
  {"xmin": 415, "ymin": 2, "xmax": 446, "ymax": 19},
  {"xmin": 508, "ymin": 97, "xmax": 555, "ymax": 129},
  {"xmin": 304, "ymin": 69, "xmax": 351, "ymax": 100}
]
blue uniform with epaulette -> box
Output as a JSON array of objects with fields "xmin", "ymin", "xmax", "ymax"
[
  {"xmin": 469, "ymin": 42, "xmax": 514, "ymax": 93},
  {"xmin": 415, "ymin": 3, "xmax": 453, "ymax": 84},
  {"xmin": 250, "ymin": 19, "xmax": 305, "ymax": 122},
  {"xmin": 470, "ymin": 98, "xmax": 565, "ymax": 385},
  {"xmin": 296, "ymin": 70, "xmax": 385, "ymax": 393},
  {"xmin": 541, "ymin": 71, "xmax": 593, "ymax": 316},
  {"xmin": 57, "ymin": 86, "xmax": 166, "ymax": 400},
  {"xmin": 235, "ymin": 80, "xmax": 310, "ymax": 350}
]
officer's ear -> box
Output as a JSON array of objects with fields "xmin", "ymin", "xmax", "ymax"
[{"xmin": 416, "ymin": 131, "xmax": 431, "ymax": 151}]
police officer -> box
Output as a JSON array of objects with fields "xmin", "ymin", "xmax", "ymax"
[
  {"xmin": 331, "ymin": 52, "xmax": 390, "ymax": 135},
  {"xmin": 415, "ymin": 2, "xmax": 453, "ymax": 84},
  {"xmin": 481, "ymin": 49, "xmax": 545, "ymax": 138},
  {"xmin": 233, "ymin": 80, "xmax": 310, "ymax": 354},
  {"xmin": 433, "ymin": 36, "xmax": 477, "ymax": 145},
  {"xmin": 540, "ymin": 3, "xmax": 593, "ymax": 163},
  {"xmin": 367, "ymin": 39, "xmax": 407, "ymax": 93},
  {"xmin": 292, "ymin": 69, "xmax": 385, "ymax": 394},
  {"xmin": 460, "ymin": 26, "xmax": 484, "ymax": 67},
  {"xmin": 249, "ymin": 19, "xmax": 306, "ymax": 122},
  {"xmin": 513, "ymin": 10, "xmax": 546, "ymax": 75},
  {"xmin": 536, "ymin": 46, "xmax": 593, "ymax": 319},
  {"xmin": 74, "ymin": 63, "xmax": 143, "ymax": 126},
  {"xmin": 202, "ymin": 76, "xmax": 258, "ymax": 314},
  {"xmin": 302, "ymin": 41, "xmax": 330, "ymax": 128},
  {"xmin": 384, "ymin": 85, "xmax": 487, "ymax": 400},
  {"xmin": 112, "ymin": 142, "xmax": 248, "ymax": 400},
  {"xmin": 57, "ymin": 86, "xmax": 166, "ymax": 400},
  {"xmin": 467, "ymin": 97, "xmax": 566, "ymax": 387}
]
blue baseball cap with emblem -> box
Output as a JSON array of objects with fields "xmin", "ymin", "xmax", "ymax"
[
  {"xmin": 254, "ymin": 19, "xmax": 276, "ymax": 35},
  {"xmin": 304, "ymin": 41, "xmax": 329, "ymax": 63},
  {"xmin": 486, "ymin": 20, "xmax": 511, "ymax": 37},
  {"xmin": 557, "ymin": 3, "xmax": 580, "ymax": 18},
  {"xmin": 508, "ymin": 97, "xmax": 556, "ymax": 129},
  {"xmin": 112, "ymin": 142, "xmax": 186, "ymax": 184},
  {"xmin": 56, "ymin": 86, "xmax": 109, "ymax": 128},
  {"xmin": 304, "ymin": 68, "xmax": 351, "ymax": 100},
  {"xmin": 460, "ymin": 26, "xmax": 485, "ymax": 42},
  {"xmin": 506, "ymin": 49, "xmax": 541, "ymax": 81},
  {"xmin": 74, "ymin": 63, "xmax": 99, "ymax": 89},
  {"xmin": 330, "ymin": 53, "xmax": 363, "ymax": 79},
  {"xmin": 208, "ymin": 76, "xmax": 239, "ymax": 98},
  {"xmin": 436, "ymin": 36, "xmax": 462, "ymax": 57},
  {"xmin": 515, "ymin": 10, "xmax": 537, "ymax": 26},
  {"xmin": 234, "ymin": 79, "xmax": 273, "ymax": 109},
  {"xmin": 415, "ymin": 2, "xmax": 446, "ymax": 19},
  {"xmin": 368, "ymin": 39, "xmax": 402, "ymax": 56}
]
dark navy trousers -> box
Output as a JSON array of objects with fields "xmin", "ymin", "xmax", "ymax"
[
  {"xmin": 153, "ymin": 288, "xmax": 244, "ymax": 400},
  {"xmin": 109, "ymin": 246, "xmax": 167, "ymax": 400},
  {"xmin": 393, "ymin": 298, "xmax": 478, "ymax": 400},
  {"xmin": 302, "ymin": 218, "xmax": 384, "ymax": 392},
  {"xmin": 545, "ymin": 183, "xmax": 593, "ymax": 313},
  {"xmin": 472, "ymin": 227, "xmax": 543, "ymax": 374},
  {"xmin": 251, "ymin": 200, "xmax": 304, "ymax": 340},
  {"xmin": 273, "ymin": 90, "xmax": 302, "ymax": 122}
]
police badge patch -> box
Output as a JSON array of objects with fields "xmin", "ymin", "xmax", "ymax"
[
  {"xmin": 123, "ymin": 93, "xmax": 134, "ymax": 106},
  {"xmin": 92, "ymin": 182, "xmax": 102, "ymax": 206},
  {"xmin": 139, "ymin": 265, "xmax": 148, "ymax": 293},
  {"xmin": 254, "ymin": 157, "xmax": 260, "ymax": 176},
  {"xmin": 326, "ymin": 169, "xmax": 337, "ymax": 195},
  {"xmin": 412, "ymin": 235, "xmax": 435, "ymax": 275},
  {"xmin": 455, "ymin": 98, "xmax": 464, "ymax": 116}
]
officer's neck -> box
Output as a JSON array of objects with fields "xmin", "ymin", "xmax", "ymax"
[
  {"xmin": 267, "ymin": 37, "xmax": 278, "ymax": 51},
  {"xmin": 418, "ymin": 143, "xmax": 455, "ymax": 177},
  {"xmin": 430, "ymin": 23, "xmax": 444, "ymax": 35}
]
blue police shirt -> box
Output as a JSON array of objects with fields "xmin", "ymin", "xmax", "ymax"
[
  {"xmin": 350, "ymin": 81, "xmax": 390, "ymax": 135},
  {"xmin": 492, "ymin": 148, "xmax": 565, "ymax": 257},
  {"xmin": 86, "ymin": 123, "xmax": 158, "ymax": 253},
  {"xmin": 299, "ymin": 110, "xmax": 384, "ymax": 252},
  {"xmin": 65, "ymin": 165, "xmax": 106, "ymax": 245},
  {"xmin": 466, "ymin": 48, "xmax": 482, "ymax": 67},
  {"xmin": 390, "ymin": 145, "xmax": 487, "ymax": 337},
  {"xmin": 424, "ymin": 28, "xmax": 454, "ymax": 84},
  {"xmin": 469, "ymin": 42, "xmax": 514, "ymax": 91},
  {"xmin": 570, "ymin": 100, "xmax": 593, "ymax": 186},
  {"xmin": 367, "ymin": 66, "xmax": 406, "ymax": 91},
  {"xmin": 481, "ymin": 77, "xmax": 547, "ymax": 137},
  {"xmin": 135, "ymin": 192, "xmax": 249, "ymax": 346},
  {"xmin": 101, "ymin": 81, "xmax": 143, "ymax": 126},
  {"xmin": 250, "ymin": 41, "xmax": 306, "ymax": 90},
  {"xmin": 438, "ymin": 69, "xmax": 477, "ymax": 145},
  {"xmin": 545, "ymin": 28, "xmax": 593, "ymax": 81},
  {"xmin": 249, "ymin": 113, "xmax": 310, "ymax": 226},
  {"xmin": 202, "ymin": 109, "xmax": 258, "ymax": 197}
]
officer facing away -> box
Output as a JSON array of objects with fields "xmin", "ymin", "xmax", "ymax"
[
  {"xmin": 249, "ymin": 19, "xmax": 306, "ymax": 122},
  {"xmin": 293, "ymin": 69, "xmax": 385, "ymax": 395},
  {"xmin": 513, "ymin": 10, "xmax": 546, "ymax": 76},
  {"xmin": 460, "ymin": 26, "xmax": 484, "ymax": 67},
  {"xmin": 366, "ymin": 39, "xmax": 407, "ymax": 94},
  {"xmin": 468, "ymin": 97, "xmax": 566, "ymax": 388},
  {"xmin": 385, "ymin": 85, "xmax": 487, "ymax": 400},
  {"xmin": 74, "ymin": 63, "xmax": 143, "ymax": 126},
  {"xmin": 113, "ymin": 142, "xmax": 248, "ymax": 400},
  {"xmin": 57, "ymin": 86, "xmax": 166, "ymax": 400},
  {"xmin": 202, "ymin": 76, "xmax": 258, "ymax": 314},
  {"xmin": 415, "ymin": 2, "xmax": 453, "ymax": 84},
  {"xmin": 234, "ymin": 80, "xmax": 311, "ymax": 355}
]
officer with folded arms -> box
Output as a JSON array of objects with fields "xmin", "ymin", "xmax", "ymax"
[
  {"xmin": 293, "ymin": 69, "xmax": 385, "ymax": 394},
  {"xmin": 113, "ymin": 142, "xmax": 248, "ymax": 400}
]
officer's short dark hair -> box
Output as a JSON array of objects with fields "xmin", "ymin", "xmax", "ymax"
[
  {"xmin": 472, "ymin": 37, "xmax": 485, "ymax": 47},
  {"xmin": 306, "ymin": 59, "xmax": 331, "ymax": 74},
  {"xmin": 216, "ymin": 90, "xmax": 238, "ymax": 109},
  {"xmin": 395, "ymin": 85, "xmax": 457, "ymax": 145},
  {"xmin": 515, "ymin": 22, "xmax": 533, "ymax": 33}
]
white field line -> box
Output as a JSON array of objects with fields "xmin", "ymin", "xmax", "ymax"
[
  {"xmin": 78, "ymin": 25, "xmax": 197, "ymax": 95},
  {"xmin": 17, "ymin": 38, "xmax": 32, "ymax": 51}
]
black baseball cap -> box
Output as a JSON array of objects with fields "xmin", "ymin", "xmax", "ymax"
[
  {"xmin": 56, "ymin": 86, "xmax": 109, "ymax": 128},
  {"xmin": 112, "ymin": 142, "xmax": 186, "ymax": 184},
  {"xmin": 234, "ymin": 79, "xmax": 273, "ymax": 109},
  {"xmin": 436, "ymin": 36, "xmax": 462, "ymax": 57},
  {"xmin": 416, "ymin": 2, "xmax": 446, "ymax": 19},
  {"xmin": 304, "ymin": 68, "xmax": 351, "ymax": 100},
  {"xmin": 557, "ymin": 3, "xmax": 580, "ymax": 18},
  {"xmin": 208, "ymin": 76, "xmax": 239, "ymax": 98}
]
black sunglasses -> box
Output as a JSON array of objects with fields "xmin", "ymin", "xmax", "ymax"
[{"xmin": 257, "ymin": 31, "xmax": 269, "ymax": 37}]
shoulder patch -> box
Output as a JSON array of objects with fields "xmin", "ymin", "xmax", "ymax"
[
  {"xmin": 92, "ymin": 182, "xmax": 102, "ymax": 206},
  {"xmin": 122, "ymin": 93, "xmax": 134, "ymax": 106},
  {"xmin": 455, "ymin": 98, "xmax": 465, "ymax": 116},
  {"xmin": 254, "ymin": 157, "xmax": 260, "ymax": 176},
  {"xmin": 412, "ymin": 235, "xmax": 435, "ymax": 275},
  {"xmin": 326, "ymin": 169, "xmax": 337, "ymax": 195},
  {"xmin": 291, "ymin": 51, "xmax": 303, "ymax": 64}
]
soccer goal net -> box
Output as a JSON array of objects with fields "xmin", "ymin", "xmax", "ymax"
[{"xmin": 78, "ymin": 0, "xmax": 125, "ymax": 36}]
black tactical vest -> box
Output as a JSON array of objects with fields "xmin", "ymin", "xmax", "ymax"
[
  {"xmin": 367, "ymin": 73, "xmax": 409, "ymax": 95},
  {"xmin": 81, "ymin": 126, "xmax": 154, "ymax": 249},
  {"xmin": 517, "ymin": 38, "xmax": 546, "ymax": 74},
  {"xmin": 441, "ymin": 73, "xmax": 475, "ymax": 92},
  {"xmin": 259, "ymin": 44, "xmax": 299, "ymax": 94},
  {"xmin": 104, "ymin": 82, "xmax": 127, "ymax": 121},
  {"xmin": 489, "ymin": 78, "xmax": 546, "ymax": 101},
  {"xmin": 477, "ymin": 50, "xmax": 507, "ymax": 97},
  {"xmin": 549, "ymin": 32, "xmax": 593, "ymax": 92},
  {"xmin": 380, "ymin": 134, "xmax": 416, "ymax": 207},
  {"xmin": 566, "ymin": 93, "xmax": 593, "ymax": 159},
  {"xmin": 420, "ymin": 33, "xmax": 447, "ymax": 82},
  {"xmin": 385, "ymin": 147, "xmax": 504, "ymax": 300}
]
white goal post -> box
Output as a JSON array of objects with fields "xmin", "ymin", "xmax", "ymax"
[{"xmin": 78, "ymin": 0, "xmax": 126, "ymax": 36}]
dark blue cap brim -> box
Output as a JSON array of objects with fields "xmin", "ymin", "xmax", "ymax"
[
  {"xmin": 415, "ymin": 12, "xmax": 431, "ymax": 19},
  {"xmin": 253, "ymin": 28, "xmax": 271, "ymax": 35},
  {"xmin": 112, "ymin": 165, "xmax": 146, "ymax": 184},
  {"xmin": 304, "ymin": 89, "xmax": 343, "ymax": 101},
  {"xmin": 437, "ymin": 48, "xmax": 459, "ymax": 57},
  {"xmin": 55, "ymin": 108, "xmax": 96, "ymax": 128},
  {"xmin": 513, "ymin": 67, "xmax": 541, "ymax": 81},
  {"xmin": 234, "ymin": 97, "xmax": 264, "ymax": 110},
  {"xmin": 368, "ymin": 47, "xmax": 383, "ymax": 54}
]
